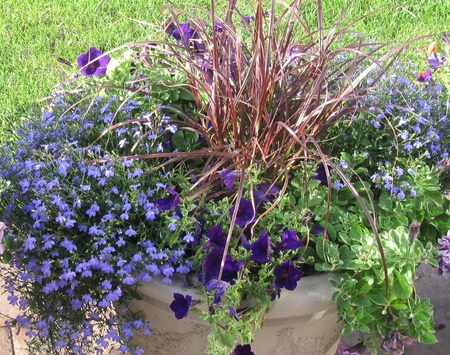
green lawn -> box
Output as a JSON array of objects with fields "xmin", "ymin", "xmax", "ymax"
[{"xmin": 1, "ymin": 0, "xmax": 449, "ymax": 138}]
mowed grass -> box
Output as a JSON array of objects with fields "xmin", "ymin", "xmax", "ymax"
[{"xmin": 0, "ymin": 0, "xmax": 449, "ymax": 138}]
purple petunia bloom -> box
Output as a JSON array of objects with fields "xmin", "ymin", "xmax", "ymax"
[
  {"xmin": 427, "ymin": 52, "xmax": 446, "ymax": 70},
  {"xmin": 312, "ymin": 163, "xmax": 333, "ymax": 186},
  {"xmin": 231, "ymin": 344, "xmax": 255, "ymax": 355},
  {"xmin": 253, "ymin": 182, "xmax": 280, "ymax": 209},
  {"xmin": 417, "ymin": 69, "xmax": 432, "ymax": 83},
  {"xmin": 274, "ymin": 260, "xmax": 303, "ymax": 291},
  {"xmin": 155, "ymin": 187, "xmax": 180, "ymax": 211},
  {"xmin": 220, "ymin": 169, "xmax": 240, "ymax": 190},
  {"xmin": 165, "ymin": 21, "xmax": 205, "ymax": 52},
  {"xmin": 275, "ymin": 229, "xmax": 303, "ymax": 253},
  {"xmin": 203, "ymin": 225, "xmax": 226, "ymax": 250},
  {"xmin": 250, "ymin": 232, "xmax": 271, "ymax": 264},
  {"xmin": 205, "ymin": 279, "xmax": 228, "ymax": 305},
  {"xmin": 170, "ymin": 293, "xmax": 193, "ymax": 319},
  {"xmin": 230, "ymin": 198, "xmax": 257, "ymax": 227},
  {"xmin": 201, "ymin": 248, "xmax": 242, "ymax": 285},
  {"xmin": 77, "ymin": 47, "xmax": 110, "ymax": 77}
]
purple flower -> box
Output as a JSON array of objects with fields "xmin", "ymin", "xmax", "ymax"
[
  {"xmin": 205, "ymin": 279, "xmax": 228, "ymax": 305},
  {"xmin": 417, "ymin": 69, "xmax": 432, "ymax": 83},
  {"xmin": 312, "ymin": 163, "xmax": 333, "ymax": 186},
  {"xmin": 275, "ymin": 229, "xmax": 303, "ymax": 253},
  {"xmin": 203, "ymin": 225, "xmax": 226, "ymax": 250},
  {"xmin": 170, "ymin": 293, "xmax": 193, "ymax": 319},
  {"xmin": 77, "ymin": 47, "xmax": 110, "ymax": 77},
  {"xmin": 230, "ymin": 198, "xmax": 257, "ymax": 227},
  {"xmin": 274, "ymin": 260, "xmax": 303, "ymax": 291},
  {"xmin": 427, "ymin": 52, "xmax": 446, "ymax": 70},
  {"xmin": 202, "ymin": 248, "xmax": 242, "ymax": 285},
  {"xmin": 155, "ymin": 186, "xmax": 180, "ymax": 210},
  {"xmin": 231, "ymin": 344, "xmax": 255, "ymax": 355},
  {"xmin": 220, "ymin": 169, "xmax": 240, "ymax": 190},
  {"xmin": 250, "ymin": 232, "xmax": 271, "ymax": 264},
  {"xmin": 254, "ymin": 182, "xmax": 280, "ymax": 209},
  {"xmin": 165, "ymin": 21, "xmax": 205, "ymax": 52}
]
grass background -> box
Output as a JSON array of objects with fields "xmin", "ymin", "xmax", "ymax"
[{"xmin": 1, "ymin": 0, "xmax": 449, "ymax": 136}]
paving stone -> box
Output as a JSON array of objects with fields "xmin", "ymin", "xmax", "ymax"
[{"xmin": 0, "ymin": 327, "xmax": 13, "ymax": 355}]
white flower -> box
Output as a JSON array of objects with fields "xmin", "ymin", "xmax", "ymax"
[{"xmin": 0, "ymin": 222, "xmax": 6, "ymax": 255}]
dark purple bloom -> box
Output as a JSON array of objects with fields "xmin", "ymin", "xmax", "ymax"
[
  {"xmin": 231, "ymin": 344, "xmax": 255, "ymax": 355},
  {"xmin": 250, "ymin": 232, "xmax": 271, "ymax": 264},
  {"xmin": 203, "ymin": 225, "xmax": 226, "ymax": 250},
  {"xmin": 227, "ymin": 305, "xmax": 239, "ymax": 320},
  {"xmin": 155, "ymin": 187, "xmax": 180, "ymax": 210},
  {"xmin": 165, "ymin": 21, "xmax": 205, "ymax": 52},
  {"xmin": 170, "ymin": 293, "xmax": 192, "ymax": 319},
  {"xmin": 230, "ymin": 198, "xmax": 257, "ymax": 227},
  {"xmin": 220, "ymin": 169, "xmax": 240, "ymax": 189},
  {"xmin": 274, "ymin": 260, "xmax": 303, "ymax": 291},
  {"xmin": 202, "ymin": 248, "xmax": 242, "ymax": 285},
  {"xmin": 205, "ymin": 279, "xmax": 228, "ymax": 304},
  {"xmin": 241, "ymin": 15, "xmax": 255, "ymax": 24},
  {"xmin": 313, "ymin": 163, "xmax": 333, "ymax": 187},
  {"xmin": 427, "ymin": 52, "xmax": 446, "ymax": 70},
  {"xmin": 311, "ymin": 223, "xmax": 325, "ymax": 237},
  {"xmin": 77, "ymin": 47, "xmax": 110, "ymax": 77},
  {"xmin": 275, "ymin": 229, "xmax": 303, "ymax": 253},
  {"xmin": 417, "ymin": 69, "xmax": 432, "ymax": 83},
  {"xmin": 254, "ymin": 182, "xmax": 280, "ymax": 209}
]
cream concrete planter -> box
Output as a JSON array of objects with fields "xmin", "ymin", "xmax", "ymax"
[{"xmin": 130, "ymin": 273, "xmax": 342, "ymax": 355}]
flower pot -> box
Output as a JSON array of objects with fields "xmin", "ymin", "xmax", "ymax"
[{"xmin": 129, "ymin": 273, "xmax": 342, "ymax": 355}]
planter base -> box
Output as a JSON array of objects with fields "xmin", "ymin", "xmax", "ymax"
[{"xmin": 130, "ymin": 273, "xmax": 343, "ymax": 355}]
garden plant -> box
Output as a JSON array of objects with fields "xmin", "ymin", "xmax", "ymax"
[{"xmin": 1, "ymin": 1, "xmax": 449, "ymax": 355}]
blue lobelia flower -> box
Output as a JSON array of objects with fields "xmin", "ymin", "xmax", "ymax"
[
  {"xmin": 274, "ymin": 260, "xmax": 303, "ymax": 291},
  {"xmin": 250, "ymin": 232, "xmax": 271, "ymax": 264},
  {"xmin": 231, "ymin": 344, "xmax": 255, "ymax": 355},
  {"xmin": 155, "ymin": 186, "xmax": 180, "ymax": 211},
  {"xmin": 77, "ymin": 47, "xmax": 110, "ymax": 77},
  {"xmin": 230, "ymin": 198, "xmax": 257, "ymax": 227}
]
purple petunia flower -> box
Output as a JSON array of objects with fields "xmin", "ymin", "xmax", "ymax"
[
  {"xmin": 170, "ymin": 293, "xmax": 193, "ymax": 319},
  {"xmin": 203, "ymin": 225, "xmax": 226, "ymax": 250},
  {"xmin": 275, "ymin": 229, "xmax": 303, "ymax": 254},
  {"xmin": 253, "ymin": 182, "xmax": 280, "ymax": 209},
  {"xmin": 230, "ymin": 198, "xmax": 257, "ymax": 227},
  {"xmin": 417, "ymin": 69, "xmax": 432, "ymax": 83},
  {"xmin": 155, "ymin": 187, "xmax": 180, "ymax": 211},
  {"xmin": 274, "ymin": 260, "xmax": 303, "ymax": 291},
  {"xmin": 201, "ymin": 248, "xmax": 242, "ymax": 285},
  {"xmin": 250, "ymin": 232, "xmax": 271, "ymax": 264},
  {"xmin": 205, "ymin": 279, "xmax": 228, "ymax": 305},
  {"xmin": 231, "ymin": 344, "xmax": 255, "ymax": 355},
  {"xmin": 165, "ymin": 21, "xmax": 205, "ymax": 52},
  {"xmin": 312, "ymin": 163, "xmax": 333, "ymax": 187},
  {"xmin": 427, "ymin": 52, "xmax": 446, "ymax": 70},
  {"xmin": 77, "ymin": 47, "xmax": 110, "ymax": 77},
  {"xmin": 220, "ymin": 169, "xmax": 240, "ymax": 190}
]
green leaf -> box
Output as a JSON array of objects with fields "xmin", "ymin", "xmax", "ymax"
[
  {"xmin": 171, "ymin": 130, "xmax": 188, "ymax": 151},
  {"xmin": 392, "ymin": 270, "xmax": 413, "ymax": 299},
  {"xmin": 418, "ymin": 332, "xmax": 437, "ymax": 344},
  {"xmin": 1, "ymin": 250, "xmax": 12, "ymax": 263},
  {"xmin": 379, "ymin": 193, "xmax": 393, "ymax": 212},
  {"xmin": 354, "ymin": 295, "xmax": 371, "ymax": 307},
  {"xmin": 219, "ymin": 332, "xmax": 236, "ymax": 348},
  {"xmin": 367, "ymin": 292, "xmax": 388, "ymax": 306}
]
